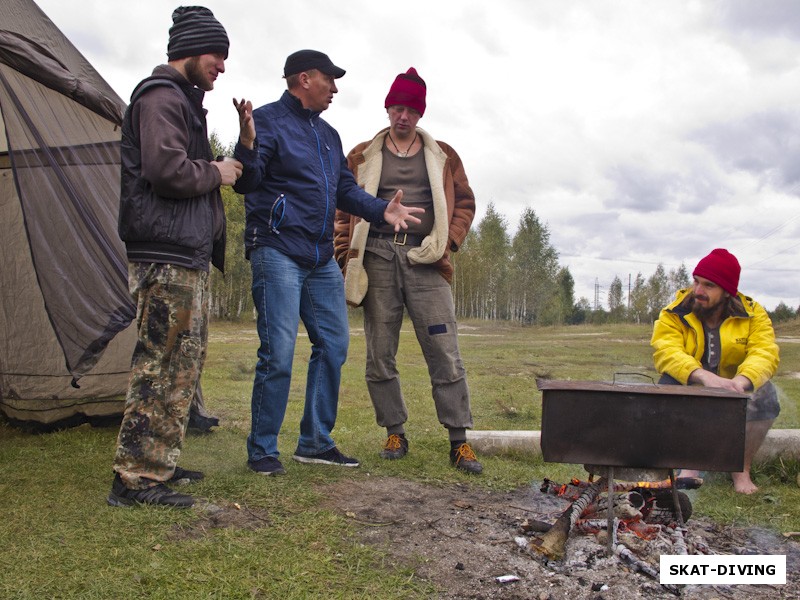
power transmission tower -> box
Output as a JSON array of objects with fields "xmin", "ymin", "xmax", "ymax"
[{"xmin": 594, "ymin": 278, "xmax": 603, "ymax": 311}]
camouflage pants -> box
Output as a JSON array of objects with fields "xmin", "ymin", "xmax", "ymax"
[{"xmin": 113, "ymin": 263, "xmax": 209, "ymax": 489}]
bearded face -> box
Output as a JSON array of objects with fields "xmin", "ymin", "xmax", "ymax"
[
  {"xmin": 184, "ymin": 53, "xmax": 225, "ymax": 92},
  {"xmin": 691, "ymin": 276, "xmax": 729, "ymax": 321}
]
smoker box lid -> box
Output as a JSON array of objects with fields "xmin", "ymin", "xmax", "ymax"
[
  {"xmin": 537, "ymin": 379, "xmax": 749, "ymax": 399},
  {"xmin": 537, "ymin": 379, "xmax": 748, "ymax": 472}
]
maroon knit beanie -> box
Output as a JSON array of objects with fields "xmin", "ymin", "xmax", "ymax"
[
  {"xmin": 693, "ymin": 248, "xmax": 740, "ymax": 296},
  {"xmin": 384, "ymin": 67, "xmax": 426, "ymax": 116}
]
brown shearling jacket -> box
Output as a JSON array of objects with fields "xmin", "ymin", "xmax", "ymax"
[{"xmin": 333, "ymin": 127, "xmax": 475, "ymax": 283}]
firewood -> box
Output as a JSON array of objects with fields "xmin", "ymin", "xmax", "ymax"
[{"xmin": 527, "ymin": 479, "xmax": 604, "ymax": 561}]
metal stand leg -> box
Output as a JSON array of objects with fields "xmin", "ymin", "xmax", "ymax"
[
  {"xmin": 669, "ymin": 469, "xmax": 685, "ymax": 528},
  {"xmin": 606, "ymin": 466, "xmax": 614, "ymax": 554}
]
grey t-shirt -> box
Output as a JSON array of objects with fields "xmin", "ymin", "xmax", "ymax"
[{"xmin": 373, "ymin": 145, "xmax": 434, "ymax": 236}]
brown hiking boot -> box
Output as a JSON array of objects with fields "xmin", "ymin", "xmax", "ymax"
[
  {"xmin": 450, "ymin": 442, "xmax": 483, "ymax": 474},
  {"xmin": 380, "ymin": 434, "xmax": 409, "ymax": 460}
]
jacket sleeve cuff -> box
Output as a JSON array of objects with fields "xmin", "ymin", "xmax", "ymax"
[{"xmin": 234, "ymin": 139, "xmax": 258, "ymax": 160}]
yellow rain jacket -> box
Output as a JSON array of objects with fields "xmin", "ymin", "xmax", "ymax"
[{"xmin": 651, "ymin": 288, "xmax": 779, "ymax": 390}]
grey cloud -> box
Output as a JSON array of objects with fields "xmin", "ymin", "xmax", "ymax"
[
  {"xmin": 605, "ymin": 166, "xmax": 673, "ymax": 212},
  {"xmin": 604, "ymin": 165, "xmax": 718, "ymax": 214},
  {"xmin": 713, "ymin": 0, "xmax": 800, "ymax": 40},
  {"xmin": 692, "ymin": 111, "xmax": 800, "ymax": 192}
]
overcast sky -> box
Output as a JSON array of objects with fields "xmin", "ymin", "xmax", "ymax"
[{"xmin": 35, "ymin": 0, "xmax": 800, "ymax": 311}]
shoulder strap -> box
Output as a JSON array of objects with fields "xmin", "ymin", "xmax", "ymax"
[
  {"xmin": 129, "ymin": 78, "xmax": 186, "ymax": 107},
  {"xmin": 123, "ymin": 77, "xmax": 210, "ymax": 161},
  {"xmin": 123, "ymin": 78, "xmax": 195, "ymax": 147}
]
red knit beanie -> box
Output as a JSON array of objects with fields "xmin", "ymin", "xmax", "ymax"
[
  {"xmin": 693, "ymin": 248, "xmax": 740, "ymax": 296},
  {"xmin": 384, "ymin": 67, "xmax": 426, "ymax": 116}
]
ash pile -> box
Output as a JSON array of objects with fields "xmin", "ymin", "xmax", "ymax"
[{"xmin": 517, "ymin": 475, "xmax": 735, "ymax": 597}]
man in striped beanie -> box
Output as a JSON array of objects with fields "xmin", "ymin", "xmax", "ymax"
[
  {"xmin": 109, "ymin": 6, "xmax": 249, "ymax": 508},
  {"xmin": 167, "ymin": 5, "xmax": 229, "ymax": 63}
]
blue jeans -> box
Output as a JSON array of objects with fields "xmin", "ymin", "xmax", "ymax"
[{"xmin": 247, "ymin": 245, "xmax": 349, "ymax": 461}]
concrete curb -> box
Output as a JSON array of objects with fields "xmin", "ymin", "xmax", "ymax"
[{"xmin": 467, "ymin": 429, "xmax": 800, "ymax": 463}]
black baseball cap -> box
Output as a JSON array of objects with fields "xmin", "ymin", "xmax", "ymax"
[{"xmin": 283, "ymin": 49, "xmax": 346, "ymax": 78}]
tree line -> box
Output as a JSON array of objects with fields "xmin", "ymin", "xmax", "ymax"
[{"xmin": 209, "ymin": 135, "xmax": 798, "ymax": 326}]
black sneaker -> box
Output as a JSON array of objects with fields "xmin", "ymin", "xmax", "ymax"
[
  {"xmin": 107, "ymin": 474, "xmax": 195, "ymax": 508},
  {"xmin": 168, "ymin": 467, "xmax": 205, "ymax": 485},
  {"xmin": 187, "ymin": 412, "xmax": 220, "ymax": 434},
  {"xmin": 248, "ymin": 456, "xmax": 286, "ymax": 476},
  {"xmin": 380, "ymin": 434, "xmax": 409, "ymax": 460},
  {"xmin": 292, "ymin": 447, "xmax": 360, "ymax": 468},
  {"xmin": 450, "ymin": 442, "xmax": 483, "ymax": 475}
]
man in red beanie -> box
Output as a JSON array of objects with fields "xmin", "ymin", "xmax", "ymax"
[
  {"xmin": 333, "ymin": 67, "xmax": 482, "ymax": 474},
  {"xmin": 651, "ymin": 249, "xmax": 780, "ymax": 494}
]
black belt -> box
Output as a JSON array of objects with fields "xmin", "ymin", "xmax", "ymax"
[{"xmin": 367, "ymin": 231, "xmax": 426, "ymax": 246}]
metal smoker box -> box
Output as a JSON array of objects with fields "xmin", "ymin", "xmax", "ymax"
[{"xmin": 537, "ymin": 380, "xmax": 748, "ymax": 472}]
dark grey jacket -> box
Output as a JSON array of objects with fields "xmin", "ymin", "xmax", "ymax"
[{"xmin": 119, "ymin": 65, "xmax": 225, "ymax": 272}]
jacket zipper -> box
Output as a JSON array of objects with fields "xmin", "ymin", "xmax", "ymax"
[{"xmin": 310, "ymin": 118, "xmax": 329, "ymax": 268}]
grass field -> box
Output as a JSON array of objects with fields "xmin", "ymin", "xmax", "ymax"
[{"xmin": 1, "ymin": 317, "xmax": 798, "ymax": 598}]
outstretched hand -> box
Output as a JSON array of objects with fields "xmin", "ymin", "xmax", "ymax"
[
  {"xmin": 383, "ymin": 190, "xmax": 424, "ymax": 232},
  {"xmin": 233, "ymin": 98, "xmax": 255, "ymax": 149}
]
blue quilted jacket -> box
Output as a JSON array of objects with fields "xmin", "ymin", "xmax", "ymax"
[{"xmin": 234, "ymin": 91, "xmax": 386, "ymax": 268}]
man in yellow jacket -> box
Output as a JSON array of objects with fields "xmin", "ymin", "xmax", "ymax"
[{"xmin": 651, "ymin": 248, "xmax": 780, "ymax": 494}]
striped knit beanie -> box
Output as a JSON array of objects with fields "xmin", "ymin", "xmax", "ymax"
[{"xmin": 167, "ymin": 6, "xmax": 229, "ymax": 61}]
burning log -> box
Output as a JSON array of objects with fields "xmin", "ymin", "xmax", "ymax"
[
  {"xmin": 527, "ymin": 479, "xmax": 604, "ymax": 561},
  {"xmin": 581, "ymin": 493, "xmax": 643, "ymax": 521},
  {"xmin": 540, "ymin": 476, "xmax": 702, "ymax": 501},
  {"xmin": 540, "ymin": 477, "xmax": 588, "ymax": 500},
  {"xmin": 573, "ymin": 516, "xmax": 662, "ymax": 541},
  {"xmin": 542, "ymin": 478, "xmax": 693, "ymax": 524},
  {"xmin": 624, "ymin": 520, "xmax": 661, "ymax": 540},
  {"xmin": 530, "ymin": 471, "xmax": 696, "ymax": 583},
  {"xmin": 573, "ymin": 518, "xmax": 609, "ymax": 535}
]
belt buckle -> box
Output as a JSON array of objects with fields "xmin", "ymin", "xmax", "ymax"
[{"xmin": 393, "ymin": 232, "xmax": 407, "ymax": 246}]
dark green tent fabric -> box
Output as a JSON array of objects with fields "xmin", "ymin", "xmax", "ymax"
[{"xmin": 0, "ymin": 0, "xmax": 136, "ymax": 423}]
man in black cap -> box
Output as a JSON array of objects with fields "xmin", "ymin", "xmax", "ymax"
[
  {"xmin": 232, "ymin": 50, "xmax": 423, "ymax": 476},
  {"xmin": 108, "ymin": 6, "xmax": 250, "ymax": 508}
]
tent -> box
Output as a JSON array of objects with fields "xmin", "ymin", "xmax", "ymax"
[{"xmin": 0, "ymin": 0, "xmax": 136, "ymax": 425}]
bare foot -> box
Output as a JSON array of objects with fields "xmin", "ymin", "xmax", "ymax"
[
  {"xmin": 677, "ymin": 469, "xmax": 701, "ymax": 479},
  {"xmin": 731, "ymin": 471, "xmax": 758, "ymax": 494}
]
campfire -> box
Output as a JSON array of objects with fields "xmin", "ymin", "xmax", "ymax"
[
  {"xmin": 527, "ymin": 379, "xmax": 752, "ymax": 595},
  {"xmin": 518, "ymin": 472, "xmax": 703, "ymax": 594}
]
